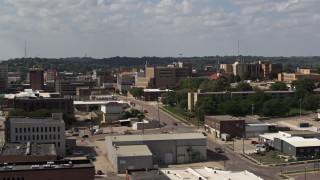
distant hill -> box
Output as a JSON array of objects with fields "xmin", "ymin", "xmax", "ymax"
[{"xmin": 1, "ymin": 56, "xmax": 319, "ymax": 73}]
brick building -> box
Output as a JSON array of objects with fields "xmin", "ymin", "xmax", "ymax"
[{"xmin": 205, "ymin": 115, "xmax": 245, "ymax": 138}]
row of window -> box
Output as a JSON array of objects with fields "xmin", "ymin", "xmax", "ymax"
[
  {"xmin": 2, "ymin": 177, "xmax": 24, "ymax": 180},
  {"xmin": 15, "ymin": 134, "xmax": 61, "ymax": 142},
  {"xmin": 15, "ymin": 126, "xmax": 60, "ymax": 133}
]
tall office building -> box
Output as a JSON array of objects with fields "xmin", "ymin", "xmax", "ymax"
[
  {"xmin": 29, "ymin": 67, "xmax": 44, "ymax": 90},
  {"xmin": 0, "ymin": 64, "xmax": 8, "ymax": 93}
]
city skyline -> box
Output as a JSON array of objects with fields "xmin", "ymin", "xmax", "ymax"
[{"xmin": 0, "ymin": 0, "xmax": 319, "ymax": 59}]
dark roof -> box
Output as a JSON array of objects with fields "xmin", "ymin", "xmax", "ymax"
[{"xmin": 1, "ymin": 142, "xmax": 56, "ymax": 156}]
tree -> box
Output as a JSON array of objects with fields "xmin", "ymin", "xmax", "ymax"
[
  {"xmin": 235, "ymin": 82, "xmax": 252, "ymax": 91},
  {"xmin": 247, "ymin": 89, "xmax": 270, "ymax": 114},
  {"xmin": 161, "ymin": 91, "xmax": 176, "ymax": 106},
  {"xmin": 270, "ymin": 81, "xmax": 288, "ymax": 91},
  {"xmin": 303, "ymin": 95, "xmax": 320, "ymax": 111},
  {"xmin": 130, "ymin": 87, "xmax": 144, "ymax": 98},
  {"xmin": 261, "ymin": 99, "xmax": 289, "ymax": 116},
  {"xmin": 291, "ymin": 78, "xmax": 316, "ymax": 99},
  {"xmin": 196, "ymin": 97, "xmax": 217, "ymax": 120},
  {"xmin": 217, "ymin": 100, "xmax": 245, "ymax": 117}
]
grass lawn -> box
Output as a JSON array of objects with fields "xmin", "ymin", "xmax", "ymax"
[
  {"xmin": 162, "ymin": 106, "xmax": 198, "ymax": 125},
  {"xmin": 248, "ymin": 151, "xmax": 294, "ymax": 165},
  {"xmin": 288, "ymin": 108, "xmax": 309, "ymax": 116}
]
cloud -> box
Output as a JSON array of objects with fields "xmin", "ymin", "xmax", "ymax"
[{"xmin": 0, "ymin": 0, "xmax": 319, "ymax": 58}]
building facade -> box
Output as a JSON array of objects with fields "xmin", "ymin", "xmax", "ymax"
[
  {"xmin": 105, "ymin": 133, "xmax": 207, "ymax": 172},
  {"xmin": 55, "ymin": 79, "xmax": 97, "ymax": 96},
  {"xmin": 4, "ymin": 113, "xmax": 66, "ymax": 157},
  {"xmin": 29, "ymin": 67, "xmax": 44, "ymax": 90},
  {"xmin": 205, "ymin": 115, "xmax": 245, "ymax": 138},
  {"xmin": 0, "ymin": 64, "xmax": 8, "ymax": 93},
  {"xmin": 0, "ymin": 160, "xmax": 95, "ymax": 180}
]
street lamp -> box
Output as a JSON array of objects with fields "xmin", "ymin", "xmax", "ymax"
[
  {"xmin": 305, "ymin": 166, "xmax": 307, "ymax": 180},
  {"xmin": 299, "ymin": 99, "xmax": 302, "ymax": 116}
]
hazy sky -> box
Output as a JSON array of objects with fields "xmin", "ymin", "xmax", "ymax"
[{"xmin": 0, "ymin": 0, "xmax": 319, "ymax": 59}]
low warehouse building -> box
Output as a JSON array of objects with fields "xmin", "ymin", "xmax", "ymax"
[{"xmin": 105, "ymin": 133, "xmax": 207, "ymax": 173}]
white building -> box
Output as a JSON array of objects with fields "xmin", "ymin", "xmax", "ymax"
[
  {"xmin": 5, "ymin": 113, "xmax": 66, "ymax": 157},
  {"xmin": 160, "ymin": 167, "xmax": 264, "ymax": 180}
]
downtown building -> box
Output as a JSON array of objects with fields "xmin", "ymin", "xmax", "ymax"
[{"xmin": 4, "ymin": 113, "xmax": 66, "ymax": 157}]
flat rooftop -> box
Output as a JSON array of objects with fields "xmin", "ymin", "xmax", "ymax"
[
  {"xmin": 1, "ymin": 142, "xmax": 56, "ymax": 156},
  {"xmin": 116, "ymin": 145, "xmax": 152, "ymax": 157},
  {"xmin": 160, "ymin": 167, "xmax": 263, "ymax": 180},
  {"xmin": 206, "ymin": 115, "xmax": 242, "ymax": 121},
  {"xmin": 0, "ymin": 160, "xmax": 94, "ymax": 172},
  {"xmin": 7, "ymin": 117, "xmax": 64, "ymax": 124},
  {"xmin": 282, "ymin": 130, "xmax": 320, "ymax": 136},
  {"xmin": 108, "ymin": 133, "xmax": 206, "ymax": 143},
  {"xmin": 282, "ymin": 137, "xmax": 320, "ymax": 147},
  {"xmin": 74, "ymin": 100, "xmax": 125, "ymax": 105}
]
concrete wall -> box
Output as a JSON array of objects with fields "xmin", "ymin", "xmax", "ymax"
[{"xmin": 117, "ymin": 155, "xmax": 153, "ymax": 173}]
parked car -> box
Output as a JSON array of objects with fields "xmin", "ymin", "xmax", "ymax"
[
  {"xmin": 72, "ymin": 133, "xmax": 79, "ymax": 136},
  {"xmin": 123, "ymin": 130, "xmax": 132, "ymax": 135},
  {"xmin": 254, "ymin": 149, "xmax": 261, "ymax": 154},
  {"xmin": 202, "ymin": 132, "xmax": 207, "ymax": 136},
  {"xmin": 251, "ymin": 140, "xmax": 258, "ymax": 145},
  {"xmin": 74, "ymin": 151, "xmax": 84, "ymax": 156},
  {"xmin": 143, "ymin": 109, "xmax": 148, "ymax": 113},
  {"xmin": 173, "ymin": 122, "xmax": 178, "ymax": 126},
  {"xmin": 82, "ymin": 135, "xmax": 89, "ymax": 138},
  {"xmin": 161, "ymin": 130, "xmax": 168, "ymax": 134},
  {"xmin": 255, "ymin": 144, "xmax": 265, "ymax": 147},
  {"xmin": 86, "ymin": 154, "xmax": 96, "ymax": 161},
  {"xmin": 214, "ymin": 147, "xmax": 223, "ymax": 153}
]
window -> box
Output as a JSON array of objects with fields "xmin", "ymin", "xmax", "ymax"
[
  {"xmin": 41, "ymin": 135, "xmax": 43, "ymax": 140},
  {"xmin": 28, "ymin": 128, "xmax": 30, "ymax": 133},
  {"xmin": 49, "ymin": 127, "xmax": 51, "ymax": 132},
  {"xmin": 57, "ymin": 127, "xmax": 60, "ymax": 132},
  {"xmin": 24, "ymin": 128, "xmax": 26, "ymax": 133},
  {"xmin": 45, "ymin": 135, "xmax": 47, "ymax": 140},
  {"xmin": 20, "ymin": 135, "xmax": 22, "ymax": 141},
  {"xmin": 24, "ymin": 135, "xmax": 26, "ymax": 140},
  {"xmin": 45, "ymin": 127, "xmax": 47, "ymax": 132},
  {"xmin": 32, "ymin": 127, "xmax": 35, "ymax": 133},
  {"xmin": 300, "ymin": 149, "xmax": 304, "ymax": 153},
  {"xmin": 37, "ymin": 135, "xmax": 39, "ymax": 140},
  {"xmin": 41, "ymin": 127, "xmax": 43, "ymax": 132},
  {"xmin": 53, "ymin": 127, "xmax": 56, "ymax": 131},
  {"xmin": 49, "ymin": 134, "xmax": 51, "ymax": 140},
  {"xmin": 28, "ymin": 135, "xmax": 30, "ymax": 140},
  {"xmin": 53, "ymin": 134, "xmax": 56, "ymax": 140},
  {"xmin": 33, "ymin": 135, "xmax": 35, "ymax": 140},
  {"xmin": 37, "ymin": 127, "xmax": 39, "ymax": 132},
  {"xmin": 15, "ymin": 128, "xmax": 18, "ymax": 133},
  {"xmin": 16, "ymin": 136, "xmax": 18, "ymax": 141},
  {"xmin": 19, "ymin": 128, "xmax": 22, "ymax": 133},
  {"xmin": 58, "ymin": 134, "xmax": 60, "ymax": 139},
  {"xmin": 58, "ymin": 142, "xmax": 60, "ymax": 147}
]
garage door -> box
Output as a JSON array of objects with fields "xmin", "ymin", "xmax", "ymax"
[
  {"xmin": 177, "ymin": 155, "xmax": 185, "ymax": 164},
  {"xmin": 164, "ymin": 153, "xmax": 173, "ymax": 164}
]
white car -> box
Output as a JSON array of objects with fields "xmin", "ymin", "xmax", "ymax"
[{"xmin": 255, "ymin": 144, "xmax": 265, "ymax": 147}]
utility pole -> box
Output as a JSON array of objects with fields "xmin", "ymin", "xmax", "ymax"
[
  {"xmin": 197, "ymin": 107, "xmax": 200, "ymax": 130},
  {"xmin": 251, "ymin": 104, "xmax": 254, "ymax": 116},
  {"xmin": 158, "ymin": 105, "xmax": 161, "ymax": 128}
]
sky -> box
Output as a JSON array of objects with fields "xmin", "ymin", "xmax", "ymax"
[{"xmin": 0, "ymin": 0, "xmax": 320, "ymax": 59}]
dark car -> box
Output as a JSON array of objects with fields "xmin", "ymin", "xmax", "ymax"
[
  {"xmin": 82, "ymin": 135, "xmax": 89, "ymax": 138},
  {"xmin": 86, "ymin": 154, "xmax": 96, "ymax": 161},
  {"xmin": 173, "ymin": 122, "xmax": 178, "ymax": 126},
  {"xmin": 202, "ymin": 132, "xmax": 207, "ymax": 136},
  {"xmin": 214, "ymin": 147, "xmax": 223, "ymax": 153}
]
